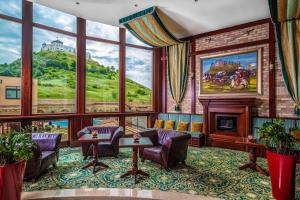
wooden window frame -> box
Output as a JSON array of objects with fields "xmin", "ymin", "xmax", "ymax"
[{"xmin": 0, "ymin": 0, "xmax": 160, "ymax": 143}]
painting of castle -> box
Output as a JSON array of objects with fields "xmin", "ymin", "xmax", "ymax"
[{"xmin": 200, "ymin": 50, "xmax": 261, "ymax": 95}]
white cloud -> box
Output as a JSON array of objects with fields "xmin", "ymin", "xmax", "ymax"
[
  {"xmin": 87, "ymin": 20, "xmax": 119, "ymax": 41},
  {"xmin": 33, "ymin": 3, "xmax": 76, "ymax": 32},
  {"xmin": 0, "ymin": 0, "xmax": 22, "ymax": 18}
]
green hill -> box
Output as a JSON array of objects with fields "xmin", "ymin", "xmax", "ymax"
[{"xmin": 0, "ymin": 51, "xmax": 151, "ymax": 103}]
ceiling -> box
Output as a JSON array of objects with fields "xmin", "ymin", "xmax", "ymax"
[{"xmin": 30, "ymin": 0, "xmax": 270, "ymax": 38}]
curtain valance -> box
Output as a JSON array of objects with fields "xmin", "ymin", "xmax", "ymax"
[{"xmin": 120, "ymin": 7, "xmax": 189, "ymax": 111}]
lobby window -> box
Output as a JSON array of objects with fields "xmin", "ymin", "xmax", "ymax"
[
  {"xmin": 86, "ymin": 20, "xmax": 119, "ymax": 112},
  {"xmin": 126, "ymin": 30, "xmax": 151, "ymax": 47},
  {"xmin": 0, "ymin": 0, "xmax": 22, "ymax": 19},
  {"xmin": 125, "ymin": 47, "xmax": 153, "ymax": 112},
  {"xmin": 33, "ymin": 3, "xmax": 76, "ymax": 32},
  {"xmin": 32, "ymin": 119, "xmax": 69, "ymax": 141},
  {"xmin": 125, "ymin": 116, "xmax": 148, "ymax": 135},
  {"xmin": 86, "ymin": 20, "xmax": 119, "ymax": 41},
  {"xmin": 0, "ymin": 0, "xmax": 22, "ymax": 115},
  {"xmin": 32, "ymin": 3, "xmax": 77, "ymax": 114},
  {"xmin": 6, "ymin": 86, "xmax": 21, "ymax": 99},
  {"xmin": 93, "ymin": 117, "xmax": 119, "ymax": 127}
]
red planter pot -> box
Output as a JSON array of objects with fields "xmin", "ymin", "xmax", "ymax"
[
  {"xmin": 267, "ymin": 150, "xmax": 296, "ymax": 200},
  {"xmin": 0, "ymin": 161, "xmax": 26, "ymax": 200}
]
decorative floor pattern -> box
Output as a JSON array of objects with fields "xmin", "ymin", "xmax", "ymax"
[{"xmin": 23, "ymin": 147, "xmax": 300, "ymax": 200}]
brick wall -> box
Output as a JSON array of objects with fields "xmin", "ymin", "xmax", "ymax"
[{"xmin": 166, "ymin": 21, "xmax": 297, "ymax": 118}]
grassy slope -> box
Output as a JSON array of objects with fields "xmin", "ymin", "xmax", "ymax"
[{"xmin": 1, "ymin": 51, "xmax": 151, "ymax": 103}]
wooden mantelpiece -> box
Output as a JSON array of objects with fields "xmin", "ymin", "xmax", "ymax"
[{"xmin": 199, "ymin": 97, "xmax": 256, "ymax": 150}]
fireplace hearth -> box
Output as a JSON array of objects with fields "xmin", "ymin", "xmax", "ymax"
[{"xmin": 199, "ymin": 97, "xmax": 256, "ymax": 150}]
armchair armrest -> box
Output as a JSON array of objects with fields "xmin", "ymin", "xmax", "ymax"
[
  {"xmin": 161, "ymin": 134, "xmax": 191, "ymax": 168},
  {"xmin": 111, "ymin": 127, "xmax": 124, "ymax": 146},
  {"xmin": 32, "ymin": 133, "xmax": 62, "ymax": 152}
]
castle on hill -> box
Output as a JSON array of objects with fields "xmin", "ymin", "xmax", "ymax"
[
  {"xmin": 211, "ymin": 59, "xmax": 242, "ymax": 69},
  {"xmin": 41, "ymin": 40, "xmax": 91, "ymax": 59}
]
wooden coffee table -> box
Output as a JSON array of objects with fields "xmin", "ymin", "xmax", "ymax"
[
  {"xmin": 78, "ymin": 133, "xmax": 111, "ymax": 174},
  {"xmin": 235, "ymin": 138, "xmax": 269, "ymax": 176},
  {"xmin": 119, "ymin": 137, "xmax": 153, "ymax": 184}
]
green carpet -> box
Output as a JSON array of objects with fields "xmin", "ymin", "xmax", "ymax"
[{"xmin": 23, "ymin": 147, "xmax": 300, "ymax": 199}]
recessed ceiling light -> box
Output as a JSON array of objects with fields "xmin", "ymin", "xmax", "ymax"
[{"xmin": 76, "ymin": 2, "xmax": 80, "ymax": 5}]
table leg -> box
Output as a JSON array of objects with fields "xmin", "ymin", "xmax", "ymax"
[
  {"xmin": 239, "ymin": 147, "xmax": 269, "ymax": 176},
  {"xmin": 82, "ymin": 142, "xmax": 109, "ymax": 174},
  {"xmin": 120, "ymin": 146, "xmax": 149, "ymax": 184}
]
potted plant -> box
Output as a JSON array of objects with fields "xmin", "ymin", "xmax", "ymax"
[
  {"xmin": 258, "ymin": 119, "xmax": 297, "ymax": 200},
  {"xmin": 0, "ymin": 129, "xmax": 37, "ymax": 200}
]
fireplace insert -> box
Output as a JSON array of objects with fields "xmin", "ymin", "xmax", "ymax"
[{"xmin": 216, "ymin": 115, "xmax": 237, "ymax": 132}]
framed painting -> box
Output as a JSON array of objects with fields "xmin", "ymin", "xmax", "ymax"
[{"xmin": 200, "ymin": 49, "xmax": 262, "ymax": 95}]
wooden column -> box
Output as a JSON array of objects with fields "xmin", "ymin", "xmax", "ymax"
[
  {"xmin": 70, "ymin": 17, "xmax": 87, "ymax": 146},
  {"xmin": 161, "ymin": 48, "xmax": 167, "ymax": 113},
  {"xmin": 269, "ymin": 20, "xmax": 276, "ymax": 117},
  {"xmin": 76, "ymin": 17, "xmax": 86, "ymax": 115},
  {"xmin": 21, "ymin": 0, "xmax": 32, "ymax": 117},
  {"xmin": 119, "ymin": 28, "xmax": 126, "ymax": 128},
  {"xmin": 190, "ymin": 37, "xmax": 196, "ymax": 114},
  {"xmin": 21, "ymin": 0, "xmax": 33, "ymax": 127},
  {"xmin": 153, "ymin": 48, "xmax": 162, "ymax": 112}
]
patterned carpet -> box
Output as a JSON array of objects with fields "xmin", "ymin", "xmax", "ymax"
[{"xmin": 23, "ymin": 147, "xmax": 300, "ymax": 200}]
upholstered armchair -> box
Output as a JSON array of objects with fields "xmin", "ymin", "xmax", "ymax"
[
  {"xmin": 24, "ymin": 133, "xmax": 62, "ymax": 181},
  {"xmin": 77, "ymin": 126, "xmax": 124, "ymax": 158},
  {"xmin": 139, "ymin": 129, "xmax": 191, "ymax": 170}
]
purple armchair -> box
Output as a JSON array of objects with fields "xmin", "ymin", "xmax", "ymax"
[
  {"xmin": 77, "ymin": 126, "xmax": 124, "ymax": 158},
  {"xmin": 139, "ymin": 129, "xmax": 191, "ymax": 170},
  {"xmin": 24, "ymin": 133, "xmax": 62, "ymax": 181}
]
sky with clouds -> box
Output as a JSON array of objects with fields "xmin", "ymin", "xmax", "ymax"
[{"xmin": 0, "ymin": 0, "xmax": 152, "ymax": 89}]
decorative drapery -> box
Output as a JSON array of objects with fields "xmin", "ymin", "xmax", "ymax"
[
  {"xmin": 120, "ymin": 7, "xmax": 189, "ymax": 111},
  {"xmin": 269, "ymin": 0, "xmax": 300, "ymax": 116}
]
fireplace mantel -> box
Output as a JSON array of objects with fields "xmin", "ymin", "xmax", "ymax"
[{"xmin": 199, "ymin": 97, "xmax": 256, "ymax": 150}]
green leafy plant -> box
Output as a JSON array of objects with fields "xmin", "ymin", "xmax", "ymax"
[
  {"xmin": 258, "ymin": 119, "xmax": 296, "ymax": 155},
  {"xmin": 0, "ymin": 128, "xmax": 37, "ymax": 166},
  {"xmin": 44, "ymin": 125, "xmax": 52, "ymax": 132}
]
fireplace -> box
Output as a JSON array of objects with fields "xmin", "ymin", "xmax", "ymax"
[
  {"xmin": 199, "ymin": 97, "xmax": 255, "ymax": 150},
  {"xmin": 216, "ymin": 115, "xmax": 237, "ymax": 132}
]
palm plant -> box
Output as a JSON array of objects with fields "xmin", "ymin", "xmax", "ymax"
[{"xmin": 258, "ymin": 119, "xmax": 296, "ymax": 155}]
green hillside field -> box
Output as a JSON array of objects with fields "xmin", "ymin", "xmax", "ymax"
[{"xmin": 0, "ymin": 51, "xmax": 151, "ymax": 103}]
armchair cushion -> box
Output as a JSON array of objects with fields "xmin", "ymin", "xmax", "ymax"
[{"xmin": 32, "ymin": 133, "xmax": 61, "ymax": 151}]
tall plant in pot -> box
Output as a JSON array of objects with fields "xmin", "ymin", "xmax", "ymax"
[
  {"xmin": 258, "ymin": 119, "xmax": 297, "ymax": 200},
  {"xmin": 0, "ymin": 129, "xmax": 37, "ymax": 200}
]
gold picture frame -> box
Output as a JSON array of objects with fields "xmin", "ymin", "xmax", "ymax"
[{"xmin": 199, "ymin": 48, "xmax": 262, "ymax": 96}]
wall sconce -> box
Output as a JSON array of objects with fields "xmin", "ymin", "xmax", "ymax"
[
  {"xmin": 190, "ymin": 72, "xmax": 195, "ymax": 79},
  {"xmin": 270, "ymin": 63, "xmax": 274, "ymax": 72}
]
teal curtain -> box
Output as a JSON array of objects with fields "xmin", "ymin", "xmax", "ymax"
[{"xmin": 269, "ymin": 0, "xmax": 300, "ymax": 116}]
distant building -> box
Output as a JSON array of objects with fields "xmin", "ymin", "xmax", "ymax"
[
  {"xmin": 0, "ymin": 76, "xmax": 38, "ymax": 111},
  {"xmin": 41, "ymin": 40, "xmax": 91, "ymax": 59}
]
